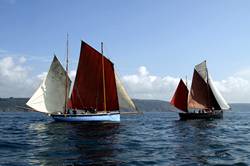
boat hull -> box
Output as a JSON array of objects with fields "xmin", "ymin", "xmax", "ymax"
[
  {"xmin": 179, "ymin": 110, "xmax": 223, "ymax": 120},
  {"xmin": 51, "ymin": 112, "xmax": 120, "ymax": 122}
]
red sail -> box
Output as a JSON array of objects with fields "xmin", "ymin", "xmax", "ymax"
[
  {"xmin": 170, "ymin": 79, "xmax": 189, "ymax": 112},
  {"xmin": 68, "ymin": 41, "xmax": 119, "ymax": 111}
]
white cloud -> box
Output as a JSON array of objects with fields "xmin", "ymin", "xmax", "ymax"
[
  {"xmin": 122, "ymin": 66, "xmax": 179, "ymax": 100},
  {"xmin": 121, "ymin": 66, "xmax": 250, "ymax": 103},
  {"xmin": 213, "ymin": 69, "xmax": 250, "ymax": 103},
  {"xmin": 138, "ymin": 66, "xmax": 149, "ymax": 76},
  {"xmin": 0, "ymin": 57, "xmax": 27, "ymax": 82},
  {"xmin": 37, "ymin": 72, "xmax": 47, "ymax": 81},
  {"xmin": 18, "ymin": 56, "xmax": 26, "ymax": 64},
  {"xmin": 0, "ymin": 55, "xmax": 76, "ymax": 98},
  {"xmin": 0, "ymin": 56, "xmax": 39, "ymax": 97},
  {"xmin": 0, "ymin": 53, "xmax": 250, "ymax": 104}
]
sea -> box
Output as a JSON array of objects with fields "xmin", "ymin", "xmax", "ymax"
[{"xmin": 0, "ymin": 104, "xmax": 250, "ymax": 166}]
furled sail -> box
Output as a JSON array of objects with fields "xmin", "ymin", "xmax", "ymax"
[
  {"xmin": 170, "ymin": 79, "xmax": 189, "ymax": 112},
  {"xmin": 26, "ymin": 56, "xmax": 71, "ymax": 113},
  {"xmin": 188, "ymin": 61, "xmax": 221, "ymax": 110},
  {"xmin": 68, "ymin": 41, "xmax": 119, "ymax": 111},
  {"xmin": 115, "ymin": 73, "xmax": 137, "ymax": 111}
]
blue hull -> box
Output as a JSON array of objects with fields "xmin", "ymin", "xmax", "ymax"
[{"xmin": 51, "ymin": 112, "xmax": 120, "ymax": 122}]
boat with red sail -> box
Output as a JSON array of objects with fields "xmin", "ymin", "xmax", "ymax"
[
  {"xmin": 27, "ymin": 40, "xmax": 138, "ymax": 122},
  {"xmin": 170, "ymin": 61, "xmax": 230, "ymax": 120}
]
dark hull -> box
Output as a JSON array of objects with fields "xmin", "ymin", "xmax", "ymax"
[{"xmin": 179, "ymin": 111, "xmax": 223, "ymax": 120}]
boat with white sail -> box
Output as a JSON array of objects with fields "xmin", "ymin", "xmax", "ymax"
[{"xmin": 27, "ymin": 40, "xmax": 139, "ymax": 122}]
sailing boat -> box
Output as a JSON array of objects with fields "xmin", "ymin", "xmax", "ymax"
[
  {"xmin": 170, "ymin": 60, "xmax": 230, "ymax": 120},
  {"xmin": 27, "ymin": 41, "xmax": 138, "ymax": 122}
]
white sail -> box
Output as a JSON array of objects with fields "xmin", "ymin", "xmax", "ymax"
[
  {"xmin": 115, "ymin": 73, "xmax": 137, "ymax": 111},
  {"xmin": 26, "ymin": 56, "xmax": 71, "ymax": 114},
  {"xmin": 208, "ymin": 74, "xmax": 230, "ymax": 110}
]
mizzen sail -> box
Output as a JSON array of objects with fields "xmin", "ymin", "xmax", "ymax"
[
  {"xmin": 68, "ymin": 41, "xmax": 119, "ymax": 111},
  {"xmin": 170, "ymin": 79, "xmax": 189, "ymax": 112},
  {"xmin": 26, "ymin": 56, "xmax": 71, "ymax": 114}
]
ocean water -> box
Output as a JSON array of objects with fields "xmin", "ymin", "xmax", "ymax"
[{"xmin": 0, "ymin": 105, "xmax": 250, "ymax": 166}]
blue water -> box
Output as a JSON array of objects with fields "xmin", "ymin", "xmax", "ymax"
[{"xmin": 0, "ymin": 104, "xmax": 250, "ymax": 165}]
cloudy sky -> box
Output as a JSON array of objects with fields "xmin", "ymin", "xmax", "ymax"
[{"xmin": 1, "ymin": 0, "xmax": 250, "ymax": 103}]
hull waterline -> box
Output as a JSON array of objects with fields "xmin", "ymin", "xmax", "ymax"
[
  {"xmin": 51, "ymin": 112, "xmax": 120, "ymax": 122},
  {"xmin": 179, "ymin": 110, "xmax": 223, "ymax": 120}
]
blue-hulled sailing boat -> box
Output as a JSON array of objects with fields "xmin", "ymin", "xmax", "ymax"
[{"xmin": 27, "ymin": 40, "xmax": 138, "ymax": 122}]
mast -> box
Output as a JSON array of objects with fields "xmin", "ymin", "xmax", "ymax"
[
  {"xmin": 101, "ymin": 42, "xmax": 107, "ymax": 112},
  {"xmin": 64, "ymin": 34, "xmax": 69, "ymax": 114},
  {"xmin": 205, "ymin": 61, "xmax": 211, "ymax": 110}
]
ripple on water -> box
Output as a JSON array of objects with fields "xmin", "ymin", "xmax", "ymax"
[{"xmin": 0, "ymin": 108, "xmax": 250, "ymax": 165}]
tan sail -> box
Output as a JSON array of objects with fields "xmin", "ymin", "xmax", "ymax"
[{"xmin": 115, "ymin": 72, "xmax": 137, "ymax": 111}]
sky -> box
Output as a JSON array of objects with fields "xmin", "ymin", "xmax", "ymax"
[{"xmin": 1, "ymin": 0, "xmax": 250, "ymax": 103}]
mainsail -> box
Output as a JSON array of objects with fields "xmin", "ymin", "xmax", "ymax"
[
  {"xmin": 115, "ymin": 73, "xmax": 137, "ymax": 111},
  {"xmin": 26, "ymin": 56, "xmax": 71, "ymax": 113},
  {"xmin": 170, "ymin": 79, "xmax": 189, "ymax": 112},
  {"xmin": 188, "ymin": 60, "xmax": 229, "ymax": 110},
  {"xmin": 68, "ymin": 41, "xmax": 119, "ymax": 111}
]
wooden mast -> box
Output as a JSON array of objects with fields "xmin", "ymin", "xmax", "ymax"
[
  {"xmin": 64, "ymin": 34, "xmax": 69, "ymax": 114},
  {"xmin": 101, "ymin": 42, "xmax": 107, "ymax": 112}
]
